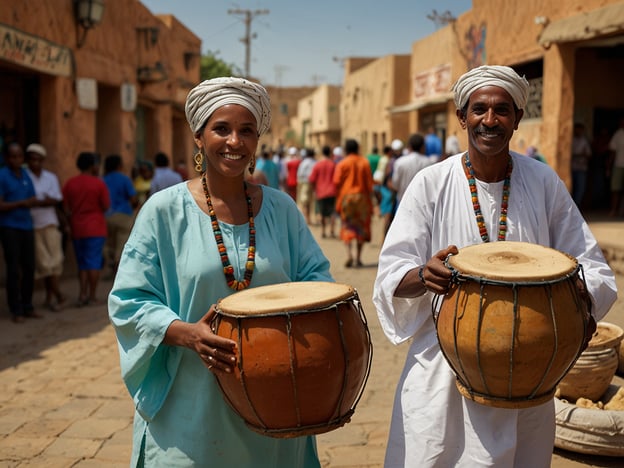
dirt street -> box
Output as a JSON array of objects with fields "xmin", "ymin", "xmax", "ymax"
[{"xmin": 0, "ymin": 214, "xmax": 622, "ymax": 467}]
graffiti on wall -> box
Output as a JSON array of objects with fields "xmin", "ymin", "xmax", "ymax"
[
  {"xmin": 413, "ymin": 64, "xmax": 452, "ymax": 100},
  {"xmin": 464, "ymin": 23, "xmax": 486, "ymax": 69},
  {"xmin": 0, "ymin": 22, "xmax": 72, "ymax": 77}
]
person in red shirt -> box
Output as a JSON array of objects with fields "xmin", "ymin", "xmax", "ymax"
[
  {"xmin": 308, "ymin": 145, "xmax": 337, "ymax": 238},
  {"xmin": 284, "ymin": 147, "xmax": 301, "ymax": 200},
  {"xmin": 62, "ymin": 152, "xmax": 110, "ymax": 306}
]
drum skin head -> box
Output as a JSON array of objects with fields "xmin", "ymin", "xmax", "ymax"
[
  {"xmin": 447, "ymin": 241, "xmax": 577, "ymax": 281},
  {"xmin": 217, "ymin": 281, "xmax": 355, "ymax": 317}
]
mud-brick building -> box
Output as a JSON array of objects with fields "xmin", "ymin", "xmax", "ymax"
[
  {"xmin": 289, "ymin": 84, "xmax": 341, "ymax": 151},
  {"xmin": 387, "ymin": 0, "xmax": 623, "ymax": 206},
  {"xmin": 262, "ymin": 85, "xmax": 316, "ymax": 152},
  {"xmin": 340, "ymin": 55, "xmax": 411, "ymax": 156},
  {"xmin": 0, "ymin": 0, "xmax": 201, "ymax": 182}
]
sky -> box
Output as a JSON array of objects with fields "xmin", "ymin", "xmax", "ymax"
[{"xmin": 141, "ymin": 0, "xmax": 473, "ymax": 87}]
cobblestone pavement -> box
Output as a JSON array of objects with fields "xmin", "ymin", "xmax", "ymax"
[{"xmin": 0, "ymin": 214, "xmax": 622, "ymax": 467}]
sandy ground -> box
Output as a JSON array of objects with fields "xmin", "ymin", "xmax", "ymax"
[{"xmin": 0, "ymin": 212, "xmax": 622, "ymax": 467}]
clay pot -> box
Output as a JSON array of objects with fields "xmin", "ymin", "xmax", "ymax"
[{"xmin": 557, "ymin": 322, "xmax": 624, "ymax": 402}]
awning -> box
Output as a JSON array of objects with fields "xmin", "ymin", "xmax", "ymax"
[
  {"xmin": 388, "ymin": 92, "xmax": 454, "ymax": 114},
  {"xmin": 538, "ymin": 3, "xmax": 624, "ymax": 47}
]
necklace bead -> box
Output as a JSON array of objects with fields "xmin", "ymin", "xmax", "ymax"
[
  {"xmin": 202, "ymin": 173, "xmax": 256, "ymax": 290},
  {"xmin": 463, "ymin": 153, "xmax": 512, "ymax": 242}
]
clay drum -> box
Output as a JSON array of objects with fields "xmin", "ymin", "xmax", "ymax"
[
  {"xmin": 436, "ymin": 241, "xmax": 589, "ymax": 408},
  {"xmin": 212, "ymin": 281, "xmax": 373, "ymax": 438}
]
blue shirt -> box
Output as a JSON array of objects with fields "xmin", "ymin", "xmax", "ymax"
[
  {"xmin": 109, "ymin": 184, "xmax": 331, "ymax": 467},
  {"xmin": 149, "ymin": 167, "xmax": 183, "ymax": 195},
  {"xmin": 425, "ymin": 133, "xmax": 443, "ymax": 157},
  {"xmin": 103, "ymin": 171, "xmax": 136, "ymax": 216},
  {"xmin": 0, "ymin": 166, "xmax": 35, "ymax": 230},
  {"xmin": 256, "ymin": 158, "xmax": 281, "ymax": 189}
]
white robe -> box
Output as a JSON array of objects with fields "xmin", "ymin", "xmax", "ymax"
[{"xmin": 373, "ymin": 152, "xmax": 617, "ymax": 468}]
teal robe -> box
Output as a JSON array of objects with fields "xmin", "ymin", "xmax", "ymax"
[{"xmin": 109, "ymin": 183, "xmax": 332, "ymax": 467}]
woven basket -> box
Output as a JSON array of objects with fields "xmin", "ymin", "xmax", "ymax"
[{"xmin": 557, "ymin": 322, "xmax": 623, "ymax": 402}]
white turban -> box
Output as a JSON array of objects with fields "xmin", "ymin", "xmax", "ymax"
[
  {"xmin": 185, "ymin": 77, "xmax": 271, "ymax": 136},
  {"xmin": 452, "ymin": 65, "xmax": 530, "ymax": 110}
]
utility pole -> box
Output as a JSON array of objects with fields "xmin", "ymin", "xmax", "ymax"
[
  {"xmin": 274, "ymin": 65, "xmax": 289, "ymax": 86},
  {"xmin": 228, "ymin": 8, "xmax": 269, "ymax": 79},
  {"xmin": 426, "ymin": 9, "xmax": 456, "ymax": 29}
]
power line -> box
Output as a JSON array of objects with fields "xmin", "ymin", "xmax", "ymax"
[{"xmin": 228, "ymin": 8, "xmax": 269, "ymax": 79}]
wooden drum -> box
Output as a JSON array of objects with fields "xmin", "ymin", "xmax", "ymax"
[
  {"xmin": 212, "ymin": 281, "xmax": 373, "ymax": 438},
  {"xmin": 435, "ymin": 241, "xmax": 590, "ymax": 408}
]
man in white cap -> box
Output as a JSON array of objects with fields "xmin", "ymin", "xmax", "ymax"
[
  {"xmin": 25, "ymin": 143, "xmax": 66, "ymax": 311},
  {"xmin": 390, "ymin": 138, "xmax": 404, "ymax": 156},
  {"xmin": 284, "ymin": 146, "xmax": 301, "ymax": 200},
  {"xmin": 373, "ymin": 65, "xmax": 617, "ymax": 467}
]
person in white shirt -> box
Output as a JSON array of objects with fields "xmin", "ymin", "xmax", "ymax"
[
  {"xmin": 391, "ymin": 133, "xmax": 436, "ymax": 203},
  {"xmin": 608, "ymin": 116, "xmax": 624, "ymax": 216},
  {"xmin": 25, "ymin": 143, "xmax": 66, "ymax": 311},
  {"xmin": 149, "ymin": 152, "xmax": 183, "ymax": 196},
  {"xmin": 373, "ymin": 65, "xmax": 617, "ymax": 468},
  {"xmin": 296, "ymin": 148, "xmax": 317, "ymax": 224}
]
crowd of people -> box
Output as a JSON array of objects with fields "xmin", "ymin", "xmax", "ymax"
[
  {"xmin": 246, "ymin": 130, "xmax": 447, "ymax": 269},
  {"xmin": 0, "ymin": 145, "xmax": 186, "ymax": 323}
]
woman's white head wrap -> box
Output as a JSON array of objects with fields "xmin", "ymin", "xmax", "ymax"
[
  {"xmin": 185, "ymin": 77, "xmax": 271, "ymax": 136},
  {"xmin": 452, "ymin": 65, "xmax": 530, "ymax": 110}
]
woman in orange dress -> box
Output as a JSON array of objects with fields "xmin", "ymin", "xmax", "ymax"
[{"xmin": 333, "ymin": 138, "xmax": 374, "ymax": 267}]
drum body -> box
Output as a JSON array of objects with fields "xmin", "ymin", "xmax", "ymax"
[
  {"xmin": 212, "ymin": 281, "xmax": 372, "ymax": 438},
  {"xmin": 436, "ymin": 241, "xmax": 589, "ymax": 408}
]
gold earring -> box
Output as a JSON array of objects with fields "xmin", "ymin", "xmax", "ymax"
[
  {"xmin": 194, "ymin": 151, "xmax": 203, "ymax": 173},
  {"xmin": 248, "ymin": 155, "xmax": 256, "ymax": 175}
]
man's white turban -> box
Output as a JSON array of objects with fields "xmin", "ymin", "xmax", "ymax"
[
  {"xmin": 185, "ymin": 77, "xmax": 271, "ymax": 136},
  {"xmin": 452, "ymin": 65, "xmax": 530, "ymax": 110}
]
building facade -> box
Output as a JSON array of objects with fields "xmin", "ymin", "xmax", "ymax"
[
  {"xmin": 290, "ymin": 84, "xmax": 341, "ymax": 151},
  {"xmin": 340, "ymin": 55, "xmax": 411, "ymax": 156},
  {"xmin": 0, "ymin": 0, "xmax": 201, "ymax": 182},
  {"xmin": 384, "ymin": 0, "xmax": 624, "ymax": 208},
  {"xmin": 261, "ymin": 85, "xmax": 316, "ymax": 152}
]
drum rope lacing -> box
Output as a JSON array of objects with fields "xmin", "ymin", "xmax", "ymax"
[{"xmin": 431, "ymin": 261, "xmax": 592, "ymax": 404}]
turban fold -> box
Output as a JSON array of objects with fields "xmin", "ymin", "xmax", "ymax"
[
  {"xmin": 185, "ymin": 77, "xmax": 271, "ymax": 136},
  {"xmin": 452, "ymin": 65, "xmax": 530, "ymax": 110}
]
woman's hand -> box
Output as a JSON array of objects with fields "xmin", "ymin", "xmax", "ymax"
[{"xmin": 164, "ymin": 305, "xmax": 237, "ymax": 373}]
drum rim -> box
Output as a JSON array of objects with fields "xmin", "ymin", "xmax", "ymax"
[
  {"xmin": 215, "ymin": 281, "xmax": 357, "ymax": 317},
  {"xmin": 446, "ymin": 241, "xmax": 579, "ymax": 282},
  {"xmin": 449, "ymin": 264, "xmax": 581, "ymax": 287}
]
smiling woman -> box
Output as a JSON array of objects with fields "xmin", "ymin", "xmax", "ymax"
[{"xmin": 108, "ymin": 77, "xmax": 334, "ymax": 467}]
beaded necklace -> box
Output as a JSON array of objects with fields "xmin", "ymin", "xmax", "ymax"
[
  {"xmin": 463, "ymin": 152, "xmax": 512, "ymax": 242},
  {"xmin": 201, "ymin": 173, "xmax": 256, "ymax": 290}
]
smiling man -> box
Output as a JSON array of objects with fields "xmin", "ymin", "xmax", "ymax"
[{"xmin": 373, "ymin": 65, "xmax": 617, "ymax": 467}]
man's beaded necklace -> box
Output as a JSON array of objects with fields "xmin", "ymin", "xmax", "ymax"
[
  {"xmin": 201, "ymin": 173, "xmax": 256, "ymax": 290},
  {"xmin": 463, "ymin": 152, "xmax": 512, "ymax": 242}
]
